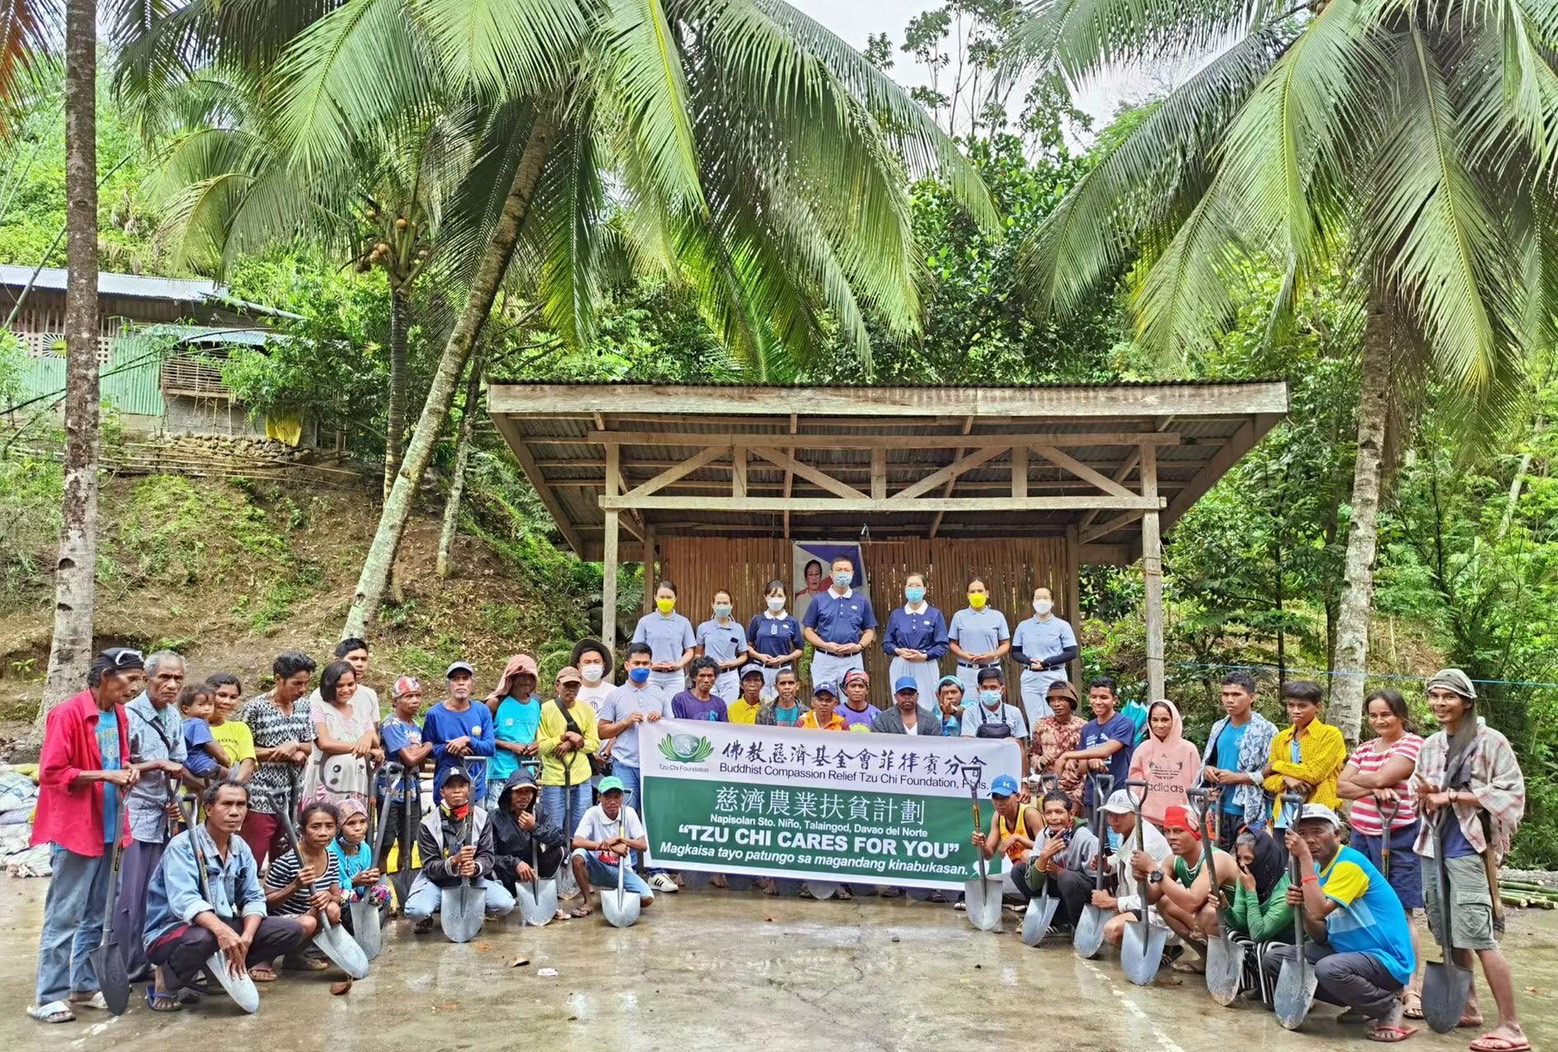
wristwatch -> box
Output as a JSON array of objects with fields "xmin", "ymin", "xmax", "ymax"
[{"xmin": 1148, "ymin": 871, "xmax": 1163, "ymax": 885}]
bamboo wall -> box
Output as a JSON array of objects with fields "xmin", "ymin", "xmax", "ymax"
[{"xmin": 656, "ymin": 536, "xmax": 1074, "ymax": 691}]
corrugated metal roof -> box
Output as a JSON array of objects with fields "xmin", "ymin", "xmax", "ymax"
[{"xmin": 0, "ymin": 266, "xmax": 302, "ymax": 319}]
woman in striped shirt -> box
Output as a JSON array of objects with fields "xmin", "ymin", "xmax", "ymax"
[{"xmin": 1338, "ymin": 688, "xmax": 1426, "ymax": 1018}]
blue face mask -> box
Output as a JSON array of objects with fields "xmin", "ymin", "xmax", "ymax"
[
  {"xmin": 979, "ymin": 690, "xmax": 1001, "ymax": 708},
  {"xmin": 628, "ymin": 666, "xmax": 651, "ymax": 684},
  {"xmin": 905, "ymin": 587, "xmax": 925, "ymax": 604},
  {"xmin": 833, "ymin": 571, "xmax": 853, "ymax": 588}
]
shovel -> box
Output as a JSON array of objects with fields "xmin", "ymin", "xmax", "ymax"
[
  {"xmin": 278, "ymin": 801, "xmax": 372, "ymax": 978},
  {"xmin": 390, "ymin": 766, "xmax": 416, "ymax": 911},
  {"xmin": 1192, "ymin": 788, "xmax": 1243, "ymax": 1006},
  {"xmin": 1021, "ymin": 874, "xmax": 1061, "ymax": 946},
  {"xmin": 1073, "ymin": 773, "xmax": 1115, "ymax": 959},
  {"xmin": 556, "ymin": 759, "xmax": 581, "ymax": 901},
  {"xmin": 601, "ymin": 838, "xmax": 641, "ymax": 928},
  {"xmin": 350, "ymin": 771, "xmax": 387, "ymax": 959},
  {"xmin": 1274, "ymin": 793, "xmax": 1316, "ymax": 1030},
  {"xmin": 1423, "ymin": 809, "xmax": 1474, "ymax": 1033},
  {"xmin": 1120, "ymin": 779, "xmax": 1167, "ymax": 985},
  {"xmin": 961, "ymin": 765, "xmax": 1004, "ymax": 933},
  {"xmin": 181, "ymin": 809, "xmax": 262, "ymax": 1014},
  {"xmin": 516, "ymin": 840, "xmax": 558, "ymax": 927},
  {"xmin": 86, "ymin": 793, "xmax": 130, "ymax": 1015},
  {"xmin": 440, "ymin": 809, "xmax": 484, "ymax": 944}
]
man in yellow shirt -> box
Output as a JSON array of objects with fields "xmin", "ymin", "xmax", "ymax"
[
  {"xmin": 798, "ymin": 683, "xmax": 848, "ymax": 731},
  {"xmin": 536, "ymin": 667, "xmax": 600, "ymax": 836},
  {"xmin": 1262, "ymin": 680, "xmax": 1347, "ymax": 826},
  {"xmin": 727, "ymin": 665, "xmax": 766, "ymax": 725}
]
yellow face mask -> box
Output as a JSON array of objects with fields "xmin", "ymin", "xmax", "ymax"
[
  {"xmin": 968, "ymin": 593, "xmax": 988, "ymax": 610},
  {"xmin": 656, "ymin": 597, "xmax": 675, "ymax": 615}
]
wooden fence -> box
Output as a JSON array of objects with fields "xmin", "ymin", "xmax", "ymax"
[{"xmin": 657, "ymin": 535, "xmax": 1075, "ymax": 691}]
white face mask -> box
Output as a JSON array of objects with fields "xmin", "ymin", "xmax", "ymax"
[
  {"xmin": 580, "ymin": 664, "xmax": 605, "ymax": 683},
  {"xmin": 767, "ymin": 596, "xmax": 785, "ymax": 612},
  {"xmin": 1033, "ymin": 599, "xmax": 1053, "ymax": 616}
]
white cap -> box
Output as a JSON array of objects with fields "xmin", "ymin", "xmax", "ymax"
[
  {"xmin": 1100, "ymin": 789, "xmax": 1135, "ymax": 815},
  {"xmin": 1297, "ymin": 803, "xmax": 1342, "ymax": 829}
]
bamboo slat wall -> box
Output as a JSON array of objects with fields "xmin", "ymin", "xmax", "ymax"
[{"xmin": 657, "ymin": 535, "xmax": 1074, "ymax": 692}]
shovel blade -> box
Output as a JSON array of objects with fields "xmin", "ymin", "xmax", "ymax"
[
  {"xmin": 316, "ymin": 921, "xmax": 371, "ymax": 979},
  {"xmin": 1274, "ymin": 957, "xmax": 1318, "ymax": 1030},
  {"xmin": 963, "ymin": 876, "xmax": 1004, "ymax": 932},
  {"xmin": 1422, "ymin": 960, "xmax": 1474, "ymax": 1034},
  {"xmin": 204, "ymin": 952, "xmax": 260, "ymax": 1013},
  {"xmin": 602, "ymin": 888, "xmax": 641, "ymax": 928},
  {"xmin": 349, "ymin": 900, "xmax": 383, "ymax": 960},
  {"xmin": 1073, "ymin": 906, "xmax": 1107, "ymax": 959},
  {"xmin": 87, "ymin": 941, "xmax": 131, "ymax": 1016},
  {"xmin": 1205, "ymin": 934, "xmax": 1244, "ymax": 1006},
  {"xmin": 1021, "ymin": 894, "xmax": 1059, "ymax": 946},
  {"xmin": 807, "ymin": 880, "xmax": 839, "ymax": 900},
  {"xmin": 1120, "ymin": 919, "xmax": 1167, "ymax": 986},
  {"xmin": 440, "ymin": 884, "xmax": 484, "ymax": 944},
  {"xmin": 517, "ymin": 878, "xmax": 559, "ymax": 927}
]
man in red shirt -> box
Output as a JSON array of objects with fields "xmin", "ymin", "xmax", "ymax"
[{"xmin": 28, "ymin": 648, "xmax": 143, "ymax": 1025}]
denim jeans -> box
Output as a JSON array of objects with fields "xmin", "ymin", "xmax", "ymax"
[
  {"xmin": 403, "ymin": 877, "xmax": 516, "ymax": 919},
  {"xmin": 540, "ymin": 784, "xmax": 593, "ymax": 841},
  {"xmin": 36, "ymin": 845, "xmax": 113, "ymax": 1005},
  {"xmin": 611, "ymin": 765, "xmax": 665, "ymax": 877},
  {"xmin": 572, "ymin": 849, "xmax": 654, "ymax": 899}
]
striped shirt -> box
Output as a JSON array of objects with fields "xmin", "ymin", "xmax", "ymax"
[
  {"xmin": 1347, "ymin": 733, "xmax": 1424, "ymax": 837},
  {"xmin": 264, "ymin": 847, "xmax": 343, "ymax": 915}
]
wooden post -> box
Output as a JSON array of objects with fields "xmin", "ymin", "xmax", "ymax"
[
  {"xmin": 603, "ymin": 509, "xmax": 621, "ymax": 650},
  {"xmin": 1012, "ymin": 446, "xmax": 1028, "ymax": 498},
  {"xmin": 732, "ymin": 446, "xmax": 747, "ymax": 498},
  {"xmin": 1065, "ymin": 522, "xmax": 1081, "ymax": 686},
  {"xmin": 1140, "ymin": 445, "xmax": 1165, "ymax": 701},
  {"xmin": 642, "ymin": 524, "xmax": 656, "ymax": 614}
]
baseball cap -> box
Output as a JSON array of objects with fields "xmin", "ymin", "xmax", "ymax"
[
  {"xmin": 446, "ymin": 660, "xmax": 475, "ymax": 678},
  {"xmin": 740, "ymin": 663, "xmax": 765, "ymax": 680},
  {"xmin": 1100, "ymin": 789, "xmax": 1136, "ymax": 816},
  {"xmin": 436, "ymin": 766, "xmax": 472, "ymax": 790},
  {"xmin": 976, "ymin": 666, "xmax": 1003, "ymax": 685},
  {"xmin": 1426, "ymin": 668, "xmax": 1477, "ymax": 700},
  {"xmin": 391, "ymin": 675, "xmax": 422, "ymax": 698},
  {"xmin": 1297, "ymin": 803, "xmax": 1343, "ymax": 829},
  {"xmin": 990, "ymin": 774, "xmax": 1020, "ymax": 797},
  {"xmin": 1162, "ymin": 805, "xmax": 1200, "ymax": 839},
  {"xmin": 93, "ymin": 647, "xmax": 145, "ymax": 677},
  {"xmin": 893, "ymin": 676, "xmax": 919, "ymax": 693},
  {"xmin": 813, "ymin": 682, "xmax": 839, "ymax": 698},
  {"xmin": 843, "ymin": 669, "xmax": 869, "ymax": 686},
  {"xmin": 598, "ymin": 776, "xmax": 628, "ymax": 795},
  {"xmin": 555, "ymin": 666, "xmax": 583, "ymax": 685}
]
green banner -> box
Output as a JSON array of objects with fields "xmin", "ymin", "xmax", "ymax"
[{"xmin": 638, "ymin": 719, "xmax": 1022, "ymax": 889}]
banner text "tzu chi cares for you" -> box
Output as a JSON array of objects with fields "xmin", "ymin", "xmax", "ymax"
[{"xmin": 638, "ymin": 720, "xmax": 1022, "ymax": 889}]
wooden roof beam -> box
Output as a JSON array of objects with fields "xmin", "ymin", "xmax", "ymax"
[{"xmin": 584, "ymin": 430, "xmax": 1183, "ymax": 450}]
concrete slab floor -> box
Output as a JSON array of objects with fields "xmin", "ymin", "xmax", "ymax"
[{"xmin": 1, "ymin": 877, "xmax": 1553, "ymax": 1052}]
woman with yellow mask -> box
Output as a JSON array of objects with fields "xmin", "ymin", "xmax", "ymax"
[
  {"xmin": 630, "ymin": 580, "xmax": 696, "ymax": 699},
  {"xmin": 948, "ymin": 577, "xmax": 1010, "ymax": 698}
]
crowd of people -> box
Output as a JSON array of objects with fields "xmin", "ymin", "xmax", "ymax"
[{"xmin": 21, "ymin": 562, "xmax": 1532, "ymax": 1051}]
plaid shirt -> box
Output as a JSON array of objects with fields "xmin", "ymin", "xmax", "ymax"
[
  {"xmin": 1413, "ymin": 718, "xmax": 1525, "ymax": 863},
  {"xmin": 239, "ymin": 693, "xmax": 314, "ymax": 815},
  {"xmin": 1200, "ymin": 712, "xmax": 1278, "ymax": 827}
]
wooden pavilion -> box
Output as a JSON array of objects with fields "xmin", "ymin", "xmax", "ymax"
[{"xmin": 488, "ymin": 382, "xmax": 1288, "ymax": 702}]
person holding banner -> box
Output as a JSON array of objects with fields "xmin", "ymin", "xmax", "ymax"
[
  {"xmin": 632, "ymin": 581, "xmax": 697, "ymax": 698},
  {"xmin": 801, "ymin": 555, "xmax": 877, "ymax": 688},
  {"xmin": 756, "ymin": 669, "xmax": 808, "ymax": 727},
  {"xmin": 798, "ymin": 683, "xmax": 848, "ymax": 731},
  {"xmin": 747, "ymin": 581, "xmax": 804, "ymax": 700},
  {"xmin": 672, "ymin": 659, "xmax": 730, "ymax": 723},
  {"xmin": 881, "ymin": 573, "xmax": 949, "ymax": 703},
  {"xmin": 948, "ymin": 578, "xmax": 1010, "ymax": 698},
  {"xmin": 872, "ymin": 678, "xmax": 942, "ymax": 736},
  {"xmin": 597, "ymin": 644, "xmax": 679, "ymax": 895},
  {"xmin": 936, "ymin": 676, "xmax": 967, "ymax": 737},
  {"xmin": 838, "ymin": 670, "xmax": 878, "ymax": 731},
  {"xmin": 961, "ymin": 668, "xmax": 1029, "ymax": 775}
]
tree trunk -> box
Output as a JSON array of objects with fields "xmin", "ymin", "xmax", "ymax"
[
  {"xmin": 383, "ymin": 280, "xmax": 410, "ymax": 502},
  {"xmin": 342, "ymin": 117, "xmax": 558, "ymax": 638},
  {"xmin": 1496, "ymin": 413, "xmax": 1540, "ymax": 541},
  {"xmin": 436, "ymin": 349, "xmax": 485, "ymax": 578},
  {"xmin": 1330, "ymin": 299, "xmax": 1391, "ymax": 746},
  {"xmin": 38, "ymin": 0, "xmax": 101, "ymax": 726}
]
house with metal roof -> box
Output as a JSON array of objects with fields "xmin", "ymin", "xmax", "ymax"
[{"xmin": 0, "ymin": 265, "xmax": 306, "ymax": 442}]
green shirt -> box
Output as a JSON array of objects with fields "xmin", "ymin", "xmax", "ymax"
[{"xmin": 1228, "ymin": 873, "xmax": 1295, "ymax": 942}]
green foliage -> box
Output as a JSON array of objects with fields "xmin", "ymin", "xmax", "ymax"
[{"xmin": 0, "ymin": 453, "xmax": 63, "ymax": 602}]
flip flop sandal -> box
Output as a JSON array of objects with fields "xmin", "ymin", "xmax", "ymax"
[
  {"xmin": 1469, "ymin": 1034, "xmax": 1532, "ymax": 1052},
  {"xmin": 249, "ymin": 966, "xmax": 278, "ymax": 983},
  {"xmin": 1402, "ymin": 994, "xmax": 1424, "ymax": 1020},
  {"xmin": 1367, "ymin": 1025, "xmax": 1416, "ymax": 1043},
  {"xmin": 144, "ymin": 988, "xmax": 182, "ymax": 1014},
  {"xmin": 68, "ymin": 992, "xmax": 108, "ymax": 1010},
  {"xmin": 26, "ymin": 1001, "xmax": 76, "ymax": 1024},
  {"xmin": 836, "ymin": 888, "xmax": 854, "ymax": 901}
]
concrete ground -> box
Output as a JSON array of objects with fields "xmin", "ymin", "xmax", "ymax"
[{"xmin": 3, "ymin": 878, "xmax": 1554, "ymax": 1052}]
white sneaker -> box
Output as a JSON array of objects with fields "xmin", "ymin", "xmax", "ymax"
[{"xmin": 649, "ymin": 874, "xmax": 679, "ymax": 893}]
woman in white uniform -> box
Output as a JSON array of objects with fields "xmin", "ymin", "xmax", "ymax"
[
  {"xmin": 947, "ymin": 577, "xmax": 1011, "ymax": 697},
  {"xmin": 881, "ymin": 572, "xmax": 950, "ymax": 702},
  {"xmin": 695, "ymin": 589, "xmax": 750, "ymax": 702},
  {"xmin": 630, "ymin": 580, "xmax": 696, "ymax": 698},
  {"xmin": 1009, "ymin": 587, "xmax": 1079, "ymax": 721}
]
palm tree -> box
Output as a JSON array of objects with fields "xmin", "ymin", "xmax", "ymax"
[
  {"xmin": 1008, "ymin": 0, "xmax": 1558, "ymax": 740},
  {"xmin": 126, "ymin": 0, "xmax": 995, "ymax": 638}
]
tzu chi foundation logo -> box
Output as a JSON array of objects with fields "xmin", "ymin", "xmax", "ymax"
[{"xmin": 659, "ymin": 733, "xmax": 715, "ymax": 764}]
